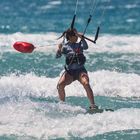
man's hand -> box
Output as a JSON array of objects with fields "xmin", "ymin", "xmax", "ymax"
[{"xmin": 75, "ymin": 32, "xmax": 84, "ymax": 39}]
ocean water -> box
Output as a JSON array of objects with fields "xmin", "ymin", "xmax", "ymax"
[{"xmin": 0, "ymin": 0, "xmax": 140, "ymax": 140}]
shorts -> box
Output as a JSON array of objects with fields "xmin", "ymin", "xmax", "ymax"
[{"xmin": 65, "ymin": 66, "xmax": 87, "ymax": 81}]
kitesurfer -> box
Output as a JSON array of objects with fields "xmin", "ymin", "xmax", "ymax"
[{"xmin": 56, "ymin": 28, "xmax": 98, "ymax": 110}]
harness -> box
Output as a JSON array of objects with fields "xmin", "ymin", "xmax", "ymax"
[
  {"xmin": 64, "ymin": 53, "xmax": 87, "ymax": 80},
  {"xmin": 65, "ymin": 53, "xmax": 86, "ymax": 66}
]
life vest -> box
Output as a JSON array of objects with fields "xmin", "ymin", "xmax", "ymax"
[{"xmin": 65, "ymin": 53, "xmax": 86, "ymax": 66}]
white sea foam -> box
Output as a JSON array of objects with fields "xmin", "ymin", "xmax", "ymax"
[
  {"xmin": 0, "ymin": 100, "xmax": 140, "ymax": 139},
  {"xmin": 40, "ymin": 0, "xmax": 61, "ymax": 10},
  {"xmin": 0, "ymin": 70, "xmax": 140, "ymax": 138},
  {"xmin": 88, "ymin": 34, "xmax": 140, "ymax": 54},
  {"xmin": 0, "ymin": 73, "xmax": 58, "ymax": 99},
  {"xmin": 0, "ymin": 33, "xmax": 140, "ymax": 54},
  {"xmin": 124, "ymin": 4, "xmax": 139, "ymax": 9},
  {"xmin": 0, "ymin": 32, "xmax": 59, "ymax": 54},
  {"xmin": 91, "ymin": 70, "xmax": 140, "ymax": 98},
  {"xmin": 0, "ymin": 70, "xmax": 140, "ymax": 99},
  {"xmin": 126, "ymin": 18, "xmax": 136, "ymax": 23}
]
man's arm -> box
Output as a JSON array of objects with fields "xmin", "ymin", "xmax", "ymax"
[
  {"xmin": 56, "ymin": 43, "xmax": 62, "ymax": 58},
  {"xmin": 80, "ymin": 39, "xmax": 88, "ymax": 50},
  {"xmin": 76, "ymin": 33, "xmax": 88, "ymax": 50}
]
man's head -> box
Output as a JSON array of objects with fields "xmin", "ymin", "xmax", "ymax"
[{"xmin": 66, "ymin": 28, "xmax": 78, "ymax": 42}]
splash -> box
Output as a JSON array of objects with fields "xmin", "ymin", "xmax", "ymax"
[{"xmin": 0, "ymin": 33, "xmax": 140, "ymax": 53}]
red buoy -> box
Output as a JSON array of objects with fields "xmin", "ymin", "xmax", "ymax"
[{"xmin": 13, "ymin": 42, "xmax": 35, "ymax": 53}]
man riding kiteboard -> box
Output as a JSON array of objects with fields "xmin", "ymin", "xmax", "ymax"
[{"xmin": 56, "ymin": 28, "xmax": 98, "ymax": 110}]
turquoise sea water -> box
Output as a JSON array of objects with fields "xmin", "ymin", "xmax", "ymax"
[{"xmin": 0, "ymin": 0, "xmax": 140, "ymax": 139}]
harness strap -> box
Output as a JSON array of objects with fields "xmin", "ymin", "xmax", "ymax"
[{"xmin": 65, "ymin": 53, "xmax": 86, "ymax": 66}]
